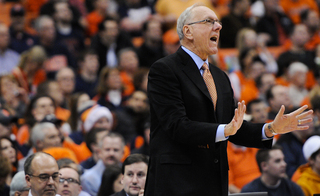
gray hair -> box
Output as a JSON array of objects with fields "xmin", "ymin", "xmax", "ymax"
[
  {"xmin": 34, "ymin": 15, "xmax": 54, "ymax": 32},
  {"xmin": 30, "ymin": 122, "xmax": 56, "ymax": 149},
  {"xmin": 10, "ymin": 171, "xmax": 29, "ymax": 196},
  {"xmin": 288, "ymin": 62, "xmax": 308, "ymax": 77},
  {"xmin": 176, "ymin": 4, "xmax": 201, "ymax": 40}
]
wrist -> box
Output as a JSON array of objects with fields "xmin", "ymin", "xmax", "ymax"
[{"xmin": 268, "ymin": 123, "xmax": 277, "ymax": 135}]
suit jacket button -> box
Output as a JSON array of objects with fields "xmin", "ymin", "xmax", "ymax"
[{"xmin": 214, "ymin": 159, "xmax": 219, "ymax": 163}]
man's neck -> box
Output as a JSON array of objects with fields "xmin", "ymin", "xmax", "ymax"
[
  {"xmin": 81, "ymin": 70, "xmax": 97, "ymax": 82},
  {"xmin": 260, "ymin": 174, "xmax": 281, "ymax": 187}
]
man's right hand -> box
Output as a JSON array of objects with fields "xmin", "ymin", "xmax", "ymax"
[{"xmin": 224, "ymin": 101, "xmax": 246, "ymax": 137}]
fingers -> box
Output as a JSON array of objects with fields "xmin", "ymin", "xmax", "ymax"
[
  {"xmin": 291, "ymin": 105, "xmax": 309, "ymax": 116},
  {"xmin": 298, "ymin": 118, "xmax": 313, "ymax": 125},
  {"xmin": 296, "ymin": 109, "xmax": 313, "ymax": 119}
]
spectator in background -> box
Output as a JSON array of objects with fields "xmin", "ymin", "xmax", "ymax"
[
  {"xmin": 276, "ymin": 113, "xmax": 315, "ymax": 179},
  {"xmin": 0, "ymin": 156, "xmax": 11, "ymax": 196},
  {"xmin": 9, "ymin": 4, "xmax": 37, "ymax": 54},
  {"xmin": 34, "ymin": 15, "xmax": 77, "ymax": 75},
  {"xmin": 57, "ymin": 167, "xmax": 86, "ymax": 196},
  {"xmin": 86, "ymin": 0, "xmax": 113, "ymax": 37},
  {"xmin": 95, "ymin": 67, "xmax": 127, "ymax": 111},
  {"xmin": 0, "ymin": 136, "xmax": 19, "ymax": 183},
  {"xmin": 241, "ymin": 145, "xmax": 304, "ymax": 196},
  {"xmin": 131, "ymin": 122, "xmax": 150, "ymax": 156},
  {"xmin": 81, "ymin": 133, "xmax": 125, "ymax": 196},
  {"xmin": 12, "ymin": 46, "xmax": 47, "ymax": 96},
  {"xmin": 296, "ymin": 135, "xmax": 320, "ymax": 196},
  {"xmin": 133, "ymin": 68, "xmax": 149, "ymax": 92},
  {"xmin": 118, "ymin": 0, "xmax": 155, "ymax": 38},
  {"xmin": 0, "ymin": 23, "xmax": 20, "ymax": 76},
  {"xmin": 110, "ymin": 154, "xmax": 148, "ymax": 196},
  {"xmin": 90, "ymin": 17, "xmax": 133, "ymax": 72},
  {"xmin": 266, "ymin": 84, "xmax": 292, "ymax": 120},
  {"xmin": 81, "ymin": 128, "xmax": 109, "ymax": 170},
  {"xmin": 255, "ymin": 0, "xmax": 293, "ymax": 46},
  {"xmin": 10, "ymin": 171, "xmax": 30, "ymax": 196},
  {"xmin": 37, "ymin": 80, "xmax": 71, "ymax": 121},
  {"xmin": 53, "ymin": 1, "xmax": 85, "ymax": 60},
  {"xmin": 247, "ymin": 99, "xmax": 269, "ymax": 124},
  {"xmin": 277, "ymin": 24, "xmax": 318, "ymax": 89},
  {"xmin": 279, "ymin": 0, "xmax": 319, "ymax": 24},
  {"xmin": 118, "ymin": 48, "xmax": 139, "ymax": 96},
  {"xmin": 55, "ymin": 67, "xmax": 76, "ymax": 107},
  {"xmin": 300, "ymin": 9, "xmax": 320, "ymax": 50},
  {"xmin": 24, "ymin": 152, "xmax": 60, "ymax": 196},
  {"xmin": 162, "ymin": 29, "xmax": 180, "ymax": 56},
  {"xmin": 0, "ymin": 108, "xmax": 18, "ymax": 139},
  {"xmin": 220, "ymin": 0, "xmax": 252, "ymax": 48},
  {"xmin": 113, "ymin": 90, "xmax": 149, "ymax": 143},
  {"xmin": 137, "ymin": 20, "xmax": 164, "ymax": 68},
  {"xmin": 74, "ymin": 50, "xmax": 99, "ymax": 99},
  {"xmin": 255, "ymin": 73, "xmax": 276, "ymax": 104},
  {"xmin": 287, "ymin": 62, "xmax": 309, "ymax": 108},
  {"xmin": 0, "ymin": 75, "xmax": 29, "ymax": 118},
  {"xmin": 97, "ymin": 165, "xmax": 123, "ymax": 196}
]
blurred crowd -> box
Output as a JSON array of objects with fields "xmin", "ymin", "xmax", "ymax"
[{"xmin": 0, "ymin": 0, "xmax": 320, "ymax": 195}]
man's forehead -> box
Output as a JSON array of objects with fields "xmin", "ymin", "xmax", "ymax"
[
  {"xmin": 59, "ymin": 168, "xmax": 79, "ymax": 178},
  {"xmin": 191, "ymin": 6, "xmax": 218, "ymax": 20}
]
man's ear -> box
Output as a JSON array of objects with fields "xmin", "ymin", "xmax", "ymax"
[
  {"xmin": 183, "ymin": 25, "xmax": 193, "ymax": 40},
  {"xmin": 14, "ymin": 191, "xmax": 21, "ymax": 196},
  {"xmin": 25, "ymin": 175, "xmax": 31, "ymax": 187},
  {"xmin": 260, "ymin": 161, "xmax": 267, "ymax": 172}
]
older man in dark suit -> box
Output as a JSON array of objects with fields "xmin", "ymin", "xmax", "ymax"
[{"xmin": 144, "ymin": 4, "xmax": 313, "ymax": 196}]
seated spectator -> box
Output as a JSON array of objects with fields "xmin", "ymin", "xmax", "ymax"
[
  {"xmin": 130, "ymin": 122, "xmax": 150, "ymax": 156},
  {"xmin": 133, "ymin": 68, "xmax": 149, "ymax": 93},
  {"xmin": 246, "ymin": 99, "xmax": 269, "ymax": 124},
  {"xmin": 55, "ymin": 67, "xmax": 76, "ymax": 108},
  {"xmin": 276, "ymin": 112, "xmax": 315, "ymax": 178},
  {"xmin": 287, "ymin": 62, "xmax": 309, "ymax": 108},
  {"xmin": 300, "ymin": 9, "xmax": 320, "ymax": 50},
  {"xmin": 10, "ymin": 171, "xmax": 30, "ymax": 196},
  {"xmin": 118, "ymin": 48, "xmax": 140, "ymax": 96},
  {"xmin": 255, "ymin": 0, "xmax": 293, "ymax": 46},
  {"xmin": 74, "ymin": 50, "xmax": 99, "ymax": 99},
  {"xmin": 34, "ymin": 15, "xmax": 77, "ymax": 74},
  {"xmin": 67, "ymin": 93, "xmax": 91, "ymax": 133},
  {"xmin": 37, "ymin": 80, "xmax": 71, "ymax": 121},
  {"xmin": 113, "ymin": 90, "xmax": 149, "ymax": 144},
  {"xmin": 255, "ymin": 73, "xmax": 276, "ymax": 104},
  {"xmin": 277, "ymin": 24, "xmax": 317, "ymax": 89},
  {"xmin": 97, "ymin": 165, "xmax": 123, "ymax": 196},
  {"xmin": 81, "ymin": 133, "xmax": 125, "ymax": 196},
  {"xmin": 0, "ymin": 156, "xmax": 11, "ymax": 196},
  {"xmin": 0, "ymin": 23, "xmax": 20, "ymax": 76},
  {"xmin": 241, "ymin": 145, "xmax": 304, "ymax": 196},
  {"xmin": 95, "ymin": 67, "xmax": 127, "ymax": 111},
  {"xmin": 227, "ymin": 143, "xmax": 260, "ymax": 193},
  {"xmin": 9, "ymin": 4, "xmax": 37, "ymax": 54},
  {"xmin": 220, "ymin": 0, "xmax": 252, "ymax": 48},
  {"xmin": 296, "ymin": 135, "xmax": 320, "ymax": 196},
  {"xmin": 0, "ymin": 136, "xmax": 19, "ymax": 182},
  {"xmin": 58, "ymin": 167, "xmax": 89, "ymax": 196},
  {"xmin": 12, "ymin": 46, "xmax": 47, "ymax": 96},
  {"xmin": 266, "ymin": 84, "xmax": 293, "ymax": 120},
  {"xmin": 0, "ymin": 108, "xmax": 18, "ymax": 139},
  {"xmin": 110, "ymin": 153, "xmax": 149, "ymax": 196},
  {"xmin": 118, "ymin": 0, "xmax": 155, "ymax": 38},
  {"xmin": 90, "ymin": 17, "xmax": 133, "ymax": 72},
  {"xmin": 0, "ymin": 75, "xmax": 29, "ymax": 118},
  {"xmin": 86, "ymin": 0, "xmax": 113, "ymax": 37},
  {"xmin": 81, "ymin": 127, "xmax": 109, "ymax": 170},
  {"xmin": 53, "ymin": 1, "xmax": 85, "ymax": 59},
  {"xmin": 137, "ymin": 20, "xmax": 164, "ymax": 68}
]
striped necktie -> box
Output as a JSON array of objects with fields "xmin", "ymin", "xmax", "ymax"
[{"xmin": 202, "ymin": 63, "xmax": 217, "ymax": 110}]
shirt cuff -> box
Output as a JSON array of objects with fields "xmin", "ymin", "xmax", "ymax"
[
  {"xmin": 262, "ymin": 124, "xmax": 273, "ymax": 140},
  {"xmin": 215, "ymin": 125, "xmax": 228, "ymax": 142}
]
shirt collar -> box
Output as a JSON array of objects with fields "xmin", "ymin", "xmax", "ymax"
[{"xmin": 181, "ymin": 46, "xmax": 209, "ymax": 71}]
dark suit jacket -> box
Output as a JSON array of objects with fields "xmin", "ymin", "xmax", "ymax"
[
  {"xmin": 144, "ymin": 47, "xmax": 273, "ymax": 196},
  {"xmin": 110, "ymin": 189, "xmax": 127, "ymax": 196}
]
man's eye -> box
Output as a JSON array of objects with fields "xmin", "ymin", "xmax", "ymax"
[
  {"xmin": 39, "ymin": 175, "xmax": 49, "ymax": 180},
  {"xmin": 52, "ymin": 174, "xmax": 59, "ymax": 180}
]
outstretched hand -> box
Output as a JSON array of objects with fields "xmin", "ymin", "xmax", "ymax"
[
  {"xmin": 265, "ymin": 105, "xmax": 313, "ymax": 137},
  {"xmin": 224, "ymin": 101, "xmax": 246, "ymax": 137}
]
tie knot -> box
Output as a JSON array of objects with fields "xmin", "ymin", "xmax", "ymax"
[{"xmin": 202, "ymin": 63, "xmax": 209, "ymax": 71}]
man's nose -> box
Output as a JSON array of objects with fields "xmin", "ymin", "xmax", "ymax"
[{"xmin": 132, "ymin": 175, "xmax": 138, "ymax": 183}]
